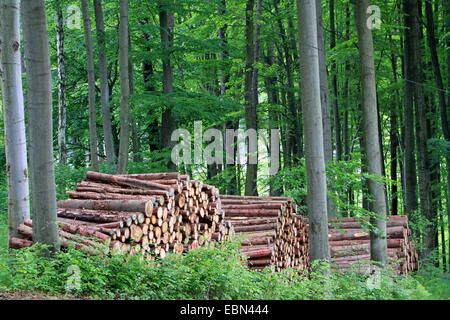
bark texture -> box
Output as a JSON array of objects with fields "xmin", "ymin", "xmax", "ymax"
[
  {"xmin": 21, "ymin": 0, "xmax": 59, "ymax": 251},
  {"xmin": 354, "ymin": 0, "xmax": 388, "ymax": 264},
  {"xmin": 296, "ymin": 0, "xmax": 330, "ymax": 265},
  {"xmin": 81, "ymin": 0, "xmax": 99, "ymax": 171},
  {"xmin": 94, "ymin": 0, "xmax": 116, "ymax": 167},
  {"xmin": 0, "ymin": 0, "xmax": 31, "ymax": 242}
]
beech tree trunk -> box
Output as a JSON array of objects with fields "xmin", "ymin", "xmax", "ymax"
[
  {"xmin": 21, "ymin": 0, "xmax": 59, "ymax": 251},
  {"xmin": 0, "ymin": 0, "xmax": 31, "ymax": 242},
  {"xmin": 93, "ymin": 0, "xmax": 116, "ymax": 167},
  {"xmin": 159, "ymin": 0, "xmax": 177, "ymax": 171},
  {"xmin": 81, "ymin": 0, "xmax": 99, "ymax": 172},
  {"xmin": 404, "ymin": 0, "xmax": 434, "ymax": 260},
  {"xmin": 354, "ymin": 0, "xmax": 388, "ymax": 264},
  {"xmin": 56, "ymin": 1, "xmax": 67, "ymax": 165},
  {"xmin": 244, "ymin": 0, "xmax": 258, "ymax": 196},
  {"xmin": 296, "ymin": 0, "xmax": 330, "ymax": 265},
  {"xmin": 329, "ymin": 0, "xmax": 341, "ymax": 161},
  {"xmin": 424, "ymin": 1, "xmax": 449, "ymax": 265},
  {"xmin": 274, "ymin": 0, "xmax": 303, "ymax": 163},
  {"xmin": 116, "ymin": 0, "xmax": 131, "ymax": 174},
  {"xmin": 264, "ymin": 43, "xmax": 282, "ymax": 197},
  {"xmin": 390, "ymin": 49, "xmax": 399, "ymax": 216},
  {"xmin": 402, "ymin": 0, "xmax": 419, "ymax": 227},
  {"xmin": 315, "ymin": 0, "xmax": 336, "ymax": 217}
]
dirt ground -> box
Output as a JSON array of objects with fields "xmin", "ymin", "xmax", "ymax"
[{"xmin": 0, "ymin": 290, "xmax": 90, "ymax": 300}]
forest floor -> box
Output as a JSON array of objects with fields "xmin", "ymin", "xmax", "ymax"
[{"xmin": 0, "ymin": 289, "xmax": 91, "ymax": 300}]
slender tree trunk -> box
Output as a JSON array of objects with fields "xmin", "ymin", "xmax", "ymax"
[
  {"xmin": 296, "ymin": 0, "xmax": 330, "ymax": 266},
  {"xmin": 117, "ymin": 0, "xmax": 130, "ymax": 174},
  {"xmin": 140, "ymin": 18, "xmax": 160, "ymax": 153},
  {"xmin": 218, "ymin": 0, "xmax": 228, "ymax": 96},
  {"xmin": 424, "ymin": 1, "xmax": 449, "ymax": 141},
  {"xmin": 244, "ymin": 0, "xmax": 258, "ymax": 196},
  {"xmin": 315, "ymin": 0, "xmax": 332, "ymax": 165},
  {"xmin": 445, "ymin": 0, "xmax": 450, "ymax": 268},
  {"xmin": 21, "ymin": 0, "xmax": 59, "ymax": 252},
  {"xmin": 93, "ymin": 0, "xmax": 115, "ymax": 167},
  {"xmin": 316, "ymin": 0, "xmax": 336, "ymax": 217},
  {"xmin": 404, "ymin": 0, "xmax": 434, "ymax": 260},
  {"xmin": 159, "ymin": 1, "xmax": 176, "ymax": 171},
  {"xmin": 274, "ymin": 0, "xmax": 302, "ymax": 162},
  {"xmin": 265, "ymin": 43, "xmax": 282, "ymax": 197},
  {"xmin": 329, "ymin": 0, "xmax": 342, "ymax": 162},
  {"xmin": 402, "ymin": 0, "xmax": 419, "ymax": 225},
  {"xmin": 0, "ymin": 0, "xmax": 31, "ymax": 243},
  {"xmin": 425, "ymin": 1, "xmax": 449, "ymax": 266},
  {"xmin": 286, "ymin": 9, "xmax": 304, "ymax": 162},
  {"xmin": 343, "ymin": 3, "xmax": 352, "ymax": 215},
  {"xmin": 127, "ymin": 30, "xmax": 139, "ymax": 163},
  {"xmin": 56, "ymin": 1, "xmax": 67, "ymax": 166},
  {"xmin": 251, "ymin": 0, "xmax": 261, "ymax": 120},
  {"xmin": 81, "ymin": 0, "xmax": 99, "ymax": 172},
  {"xmin": 390, "ymin": 50, "xmax": 400, "ymax": 216},
  {"xmin": 354, "ymin": 0, "xmax": 388, "ymax": 264}
]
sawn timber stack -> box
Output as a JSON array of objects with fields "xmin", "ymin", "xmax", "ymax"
[
  {"xmin": 11, "ymin": 171, "xmax": 230, "ymax": 259},
  {"xmin": 326, "ymin": 215, "xmax": 419, "ymax": 274},
  {"xmin": 217, "ymin": 195, "xmax": 309, "ymax": 271}
]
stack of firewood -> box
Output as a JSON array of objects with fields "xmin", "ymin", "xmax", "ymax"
[
  {"xmin": 10, "ymin": 171, "xmax": 230, "ymax": 259},
  {"xmin": 216, "ymin": 195, "xmax": 309, "ymax": 271},
  {"xmin": 327, "ymin": 215, "xmax": 419, "ymax": 274},
  {"xmin": 11, "ymin": 171, "xmax": 418, "ymax": 275}
]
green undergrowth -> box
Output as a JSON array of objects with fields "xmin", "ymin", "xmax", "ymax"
[{"xmin": 0, "ymin": 239, "xmax": 447, "ymax": 300}]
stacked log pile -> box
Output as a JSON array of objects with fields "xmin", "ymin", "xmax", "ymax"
[
  {"xmin": 10, "ymin": 170, "xmax": 419, "ymax": 275},
  {"xmin": 217, "ymin": 195, "xmax": 309, "ymax": 272},
  {"xmin": 327, "ymin": 215, "xmax": 419, "ymax": 274},
  {"xmin": 10, "ymin": 171, "xmax": 230, "ymax": 259}
]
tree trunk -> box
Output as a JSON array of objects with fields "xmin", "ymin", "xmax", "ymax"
[
  {"xmin": 425, "ymin": 0, "xmax": 449, "ymax": 266},
  {"xmin": 402, "ymin": 0, "xmax": 419, "ymax": 225},
  {"xmin": 140, "ymin": 18, "xmax": 160, "ymax": 153},
  {"xmin": 56, "ymin": 1, "xmax": 67, "ymax": 165},
  {"xmin": 116, "ymin": 0, "xmax": 131, "ymax": 174},
  {"xmin": 81, "ymin": 0, "xmax": 99, "ymax": 172},
  {"xmin": 93, "ymin": 0, "xmax": 116, "ymax": 167},
  {"xmin": 445, "ymin": 0, "xmax": 450, "ymax": 269},
  {"xmin": 0, "ymin": 0, "xmax": 31, "ymax": 243},
  {"xmin": 296, "ymin": 0, "xmax": 330, "ymax": 265},
  {"xmin": 274, "ymin": 0, "xmax": 303, "ymax": 163},
  {"xmin": 424, "ymin": 1, "xmax": 449, "ymax": 141},
  {"xmin": 343, "ymin": 3, "xmax": 352, "ymax": 215},
  {"xmin": 159, "ymin": 0, "xmax": 177, "ymax": 171},
  {"xmin": 244, "ymin": 0, "xmax": 258, "ymax": 196},
  {"xmin": 354, "ymin": 0, "xmax": 388, "ymax": 264},
  {"xmin": 21, "ymin": 0, "xmax": 59, "ymax": 252},
  {"xmin": 264, "ymin": 43, "xmax": 282, "ymax": 197},
  {"xmin": 390, "ymin": 50, "xmax": 399, "ymax": 216},
  {"xmin": 404, "ymin": 0, "xmax": 434, "ymax": 260},
  {"xmin": 329, "ymin": 0, "xmax": 341, "ymax": 161},
  {"xmin": 127, "ymin": 30, "xmax": 139, "ymax": 163},
  {"xmin": 316, "ymin": 0, "xmax": 336, "ymax": 217}
]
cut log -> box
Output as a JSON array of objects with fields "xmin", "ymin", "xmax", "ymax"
[
  {"xmin": 86, "ymin": 171, "xmax": 174, "ymax": 192},
  {"xmin": 57, "ymin": 199, "xmax": 154, "ymax": 216},
  {"xmin": 9, "ymin": 237, "xmax": 34, "ymax": 249}
]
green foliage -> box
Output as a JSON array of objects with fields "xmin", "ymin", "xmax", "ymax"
[
  {"xmin": 0, "ymin": 240, "xmax": 446, "ymax": 300},
  {"xmin": 266, "ymin": 160, "xmax": 308, "ymax": 211},
  {"xmin": 54, "ymin": 165, "xmax": 89, "ymax": 201}
]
